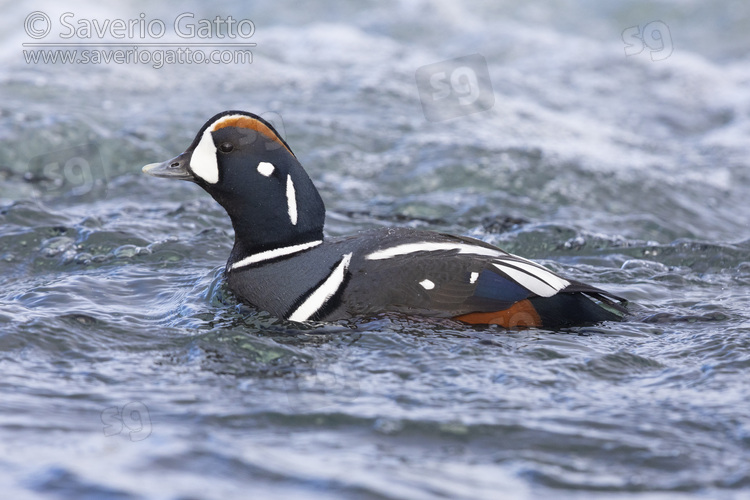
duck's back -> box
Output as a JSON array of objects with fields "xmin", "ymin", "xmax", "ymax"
[{"xmin": 227, "ymin": 227, "xmax": 627, "ymax": 327}]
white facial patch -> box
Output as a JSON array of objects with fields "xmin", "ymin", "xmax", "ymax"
[
  {"xmin": 419, "ymin": 279, "xmax": 435, "ymax": 290},
  {"xmin": 286, "ymin": 174, "xmax": 298, "ymax": 225},
  {"xmin": 257, "ymin": 161, "xmax": 275, "ymax": 177},
  {"xmin": 190, "ymin": 127, "xmax": 220, "ymax": 184}
]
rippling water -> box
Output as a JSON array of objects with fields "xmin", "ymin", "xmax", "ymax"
[{"xmin": 2, "ymin": 1, "xmax": 750, "ymax": 498}]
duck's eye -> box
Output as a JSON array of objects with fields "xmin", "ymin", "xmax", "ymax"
[{"xmin": 218, "ymin": 142, "xmax": 234, "ymax": 153}]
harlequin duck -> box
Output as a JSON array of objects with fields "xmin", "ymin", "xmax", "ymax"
[{"xmin": 143, "ymin": 110, "xmax": 627, "ymax": 328}]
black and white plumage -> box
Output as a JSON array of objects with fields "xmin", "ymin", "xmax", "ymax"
[{"xmin": 143, "ymin": 110, "xmax": 627, "ymax": 328}]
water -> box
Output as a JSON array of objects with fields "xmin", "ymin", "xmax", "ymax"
[{"xmin": 2, "ymin": 0, "xmax": 750, "ymax": 498}]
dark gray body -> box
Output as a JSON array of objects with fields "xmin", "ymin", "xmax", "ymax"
[{"xmin": 226, "ymin": 227, "xmax": 606, "ymax": 322}]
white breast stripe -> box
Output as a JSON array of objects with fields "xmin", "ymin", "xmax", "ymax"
[
  {"xmin": 286, "ymin": 175, "xmax": 298, "ymax": 225},
  {"xmin": 469, "ymin": 272, "xmax": 479, "ymax": 284},
  {"xmin": 493, "ymin": 262, "xmax": 566, "ymax": 297},
  {"xmin": 288, "ymin": 253, "xmax": 353, "ymax": 322},
  {"xmin": 230, "ymin": 240, "xmax": 322, "ymax": 270},
  {"xmin": 365, "ymin": 242, "xmax": 505, "ymax": 261},
  {"xmin": 499, "ymin": 259, "xmax": 570, "ymax": 291}
]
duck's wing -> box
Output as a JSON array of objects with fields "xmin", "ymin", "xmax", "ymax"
[{"xmin": 345, "ymin": 229, "xmax": 627, "ymax": 328}]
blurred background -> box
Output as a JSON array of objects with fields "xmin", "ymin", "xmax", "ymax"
[{"xmin": 1, "ymin": 1, "xmax": 749, "ymax": 499}]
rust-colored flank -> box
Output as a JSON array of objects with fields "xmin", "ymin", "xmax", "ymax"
[{"xmin": 454, "ymin": 299, "xmax": 542, "ymax": 327}]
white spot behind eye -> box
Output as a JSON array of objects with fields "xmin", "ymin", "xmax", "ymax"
[
  {"xmin": 257, "ymin": 161, "xmax": 275, "ymax": 177},
  {"xmin": 419, "ymin": 279, "xmax": 435, "ymax": 290},
  {"xmin": 286, "ymin": 174, "xmax": 298, "ymax": 225}
]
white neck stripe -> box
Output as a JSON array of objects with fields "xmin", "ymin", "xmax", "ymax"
[
  {"xmin": 230, "ymin": 240, "xmax": 322, "ymax": 271},
  {"xmin": 286, "ymin": 174, "xmax": 298, "ymax": 225},
  {"xmin": 288, "ymin": 253, "xmax": 353, "ymax": 322}
]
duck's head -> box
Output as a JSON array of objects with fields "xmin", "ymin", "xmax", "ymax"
[{"xmin": 143, "ymin": 110, "xmax": 326, "ymax": 256}]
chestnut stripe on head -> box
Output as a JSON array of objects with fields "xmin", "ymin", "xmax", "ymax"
[{"xmin": 210, "ymin": 115, "xmax": 293, "ymax": 157}]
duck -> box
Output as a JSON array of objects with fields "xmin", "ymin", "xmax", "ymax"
[{"xmin": 142, "ymin": 110, "xmax": 627, "ymax": 328}]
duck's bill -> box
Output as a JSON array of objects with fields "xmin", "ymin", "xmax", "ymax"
[{"xmin": 142, "ymin": 152, "xmax": 194, "ymax": 181}]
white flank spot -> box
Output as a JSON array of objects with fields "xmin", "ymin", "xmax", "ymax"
[
  {"xmin": 257, "ymin": 161, "xmax": 275, "ymax": 177},
  {"xmin": 419, "ymin": 279, "xmax": 435, "ymax": 290},
  {"xmin": 286, "ymin": 175, "xmax": 298, "ymax": 225},
  {"xmin": 230, "ymin": 240, "xmax": 322, "ymax": 270},
  {"xmin": 288, "ymin": 253, "xmax": 353, "ymax": 322},
  {"xmin": 190, "ymin": 128, "xmax": 220, "ymax": 184},
  {"xmin": 493, "ymin": 263, "xmax": 565, "ymax": 297},
  {"xmin": 469, "ymin": 272, "xmax": 479, "ymax": 284},
  {"xmin": 365, "ymin": 242, "xmax": 504, "ymax": 261},
  {"xmin": 499, "ymin": 259, "xmax": 570, "ymax": 291}
]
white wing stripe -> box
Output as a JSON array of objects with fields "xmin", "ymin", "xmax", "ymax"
[
  {"xmin": 363, "ymin": 240, "xmax": 570, "ymax": 298},
  {"xmin": 493, "ymin": 263, "xmax": 565, "ymax": 297},
  {"xmin": 497, "ymin": 259, "xmax": 570, "ymax": 291},
  {"xmin": 288, "ymin": 253, "xmax": 353, "ymax": 322},
  {"xmin": 365, "ymin": 242, "xmax": 504, "ymax": 260}
]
